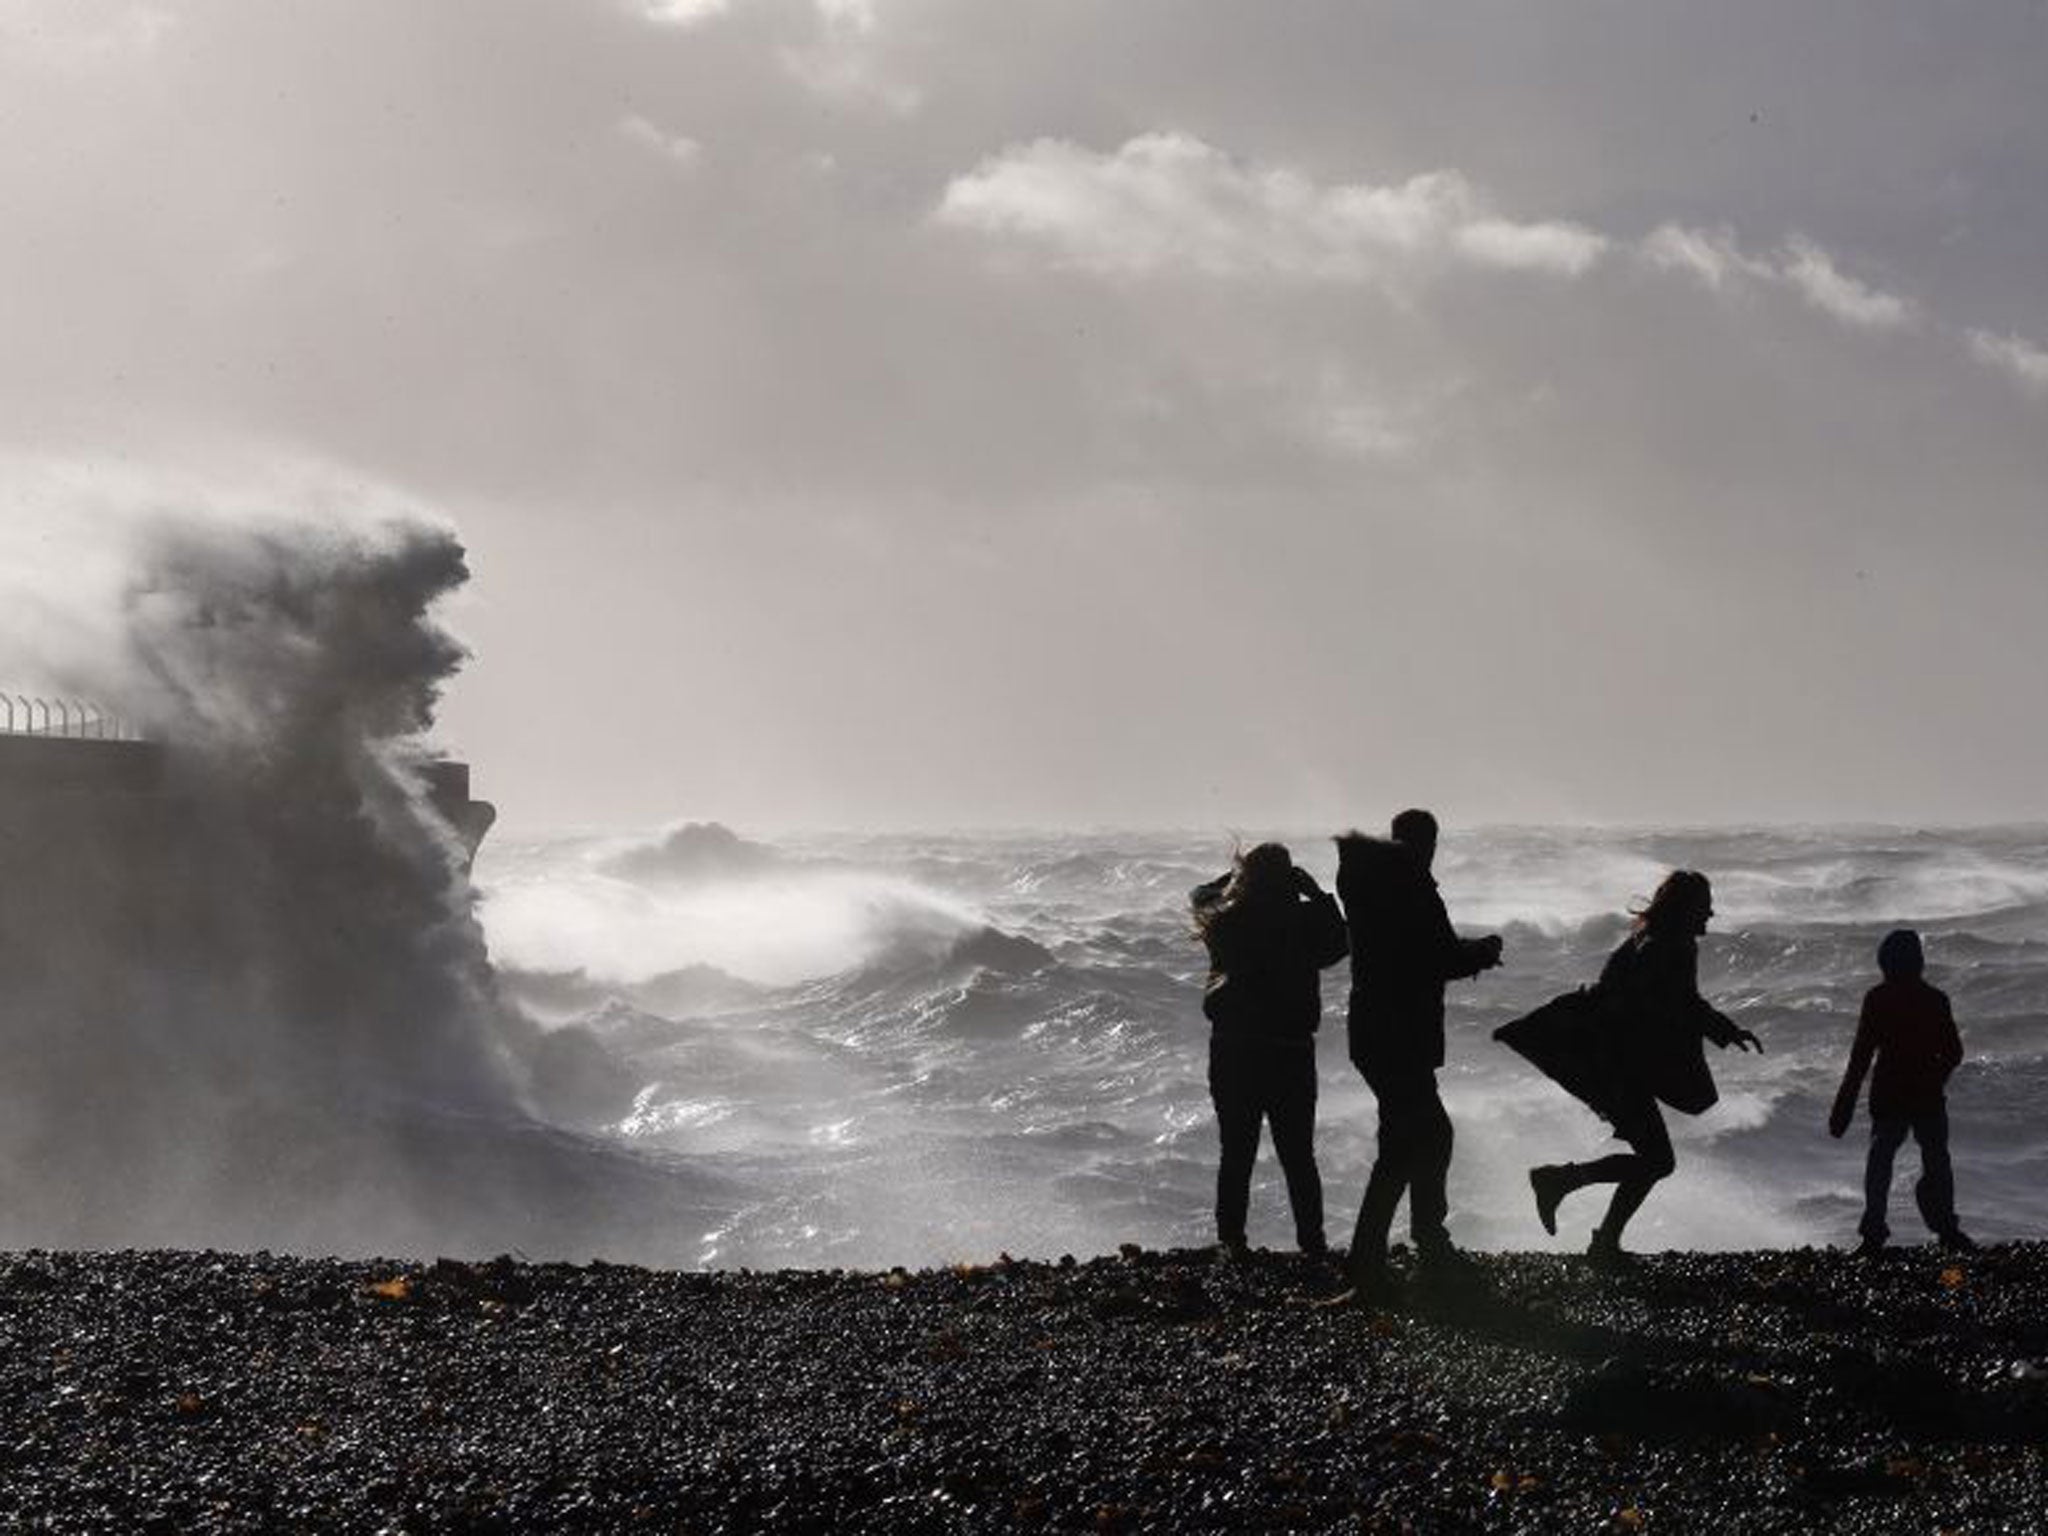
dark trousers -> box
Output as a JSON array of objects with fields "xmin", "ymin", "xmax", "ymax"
[
  {"xmin": 1862, "ymin": 1104, "xmax": 1956, "ymax": 1241},
  {"xmin": 1555, "ymin": 1094, "xmax": 1676, "ymax": 1240},
  {"xmin": 1352, "ymin": 1063, "xmax": 1453, "ymax": 1262},
  {"xmin": 1208, "ymin": 1035, "xmax": 1324, "ymax": 1251}
]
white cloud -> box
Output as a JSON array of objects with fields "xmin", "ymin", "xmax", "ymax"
[
  {"xmin": 632, "ymin": 0, "xmax": 730, "ymax": 27},
  {"xmin": 778, "ymin": 0, "xmax": 917, "ymax": 113},
  {"xmin": 779, "ymin": 40, "xmax": 919, "ymax": 114},
  {"xmin": 1779, "ymin": 237, "xmax": 1915, "ymax": 331},
  {"xmin": 1307, "ymin": 372, "xmax": 1425, "ymax": 461},
  {"xmin": 618, "ymin": 114, "xmax": 703, "ymax": 168},
  {"xmin": 1642, "ymin": 224, "xmax": 1915, "ymax": 332},
  {"xmin": 0, "ymin": 2, "xmax": 174, "ymax": 60},
  {"xmin": 1640, "ymin": 223, "xmax": 1773, "ymax": 292},
  {"xmin": 935, "ymin": 133, "xmax": 1606, "ymax": 285},
  {"xmin": 619, "ymin": 0, "xmax": 911, "ymax": 109},
  {"xmin": 1454, "ymin": 218, "xmax": 1608, "ymax": 277},
  {"xmin": 814, "ymin": 0, "xmax": 879, "ymax": 32},
  {"xmin": 1968, "ymin": 328, "xmax": 2048, "ymax": 396},
  {"xmin": 629, "ymin": 0, "xmax": 880, "ymax": 37}
]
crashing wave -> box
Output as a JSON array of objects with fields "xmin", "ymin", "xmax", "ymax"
[{"xmin": 0, "ymin": 510, "xmax": 723, "ymax": 1259}]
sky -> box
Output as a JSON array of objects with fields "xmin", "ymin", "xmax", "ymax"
[{"xmin": 3, "ymin": 0, "xmax": 2047, "ymax": 832}]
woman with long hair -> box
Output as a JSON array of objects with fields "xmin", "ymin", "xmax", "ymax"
[
  {"xmin": 1191, "ymin": 842, "xmax": 1349, "ymax": 1256},
  {"xmin": 1500, "ymin": 870, "xmax": 1761, "ymax": 1263}
]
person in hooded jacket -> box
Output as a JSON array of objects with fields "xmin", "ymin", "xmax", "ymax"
[
  {"xmin": 1192, "ymin": 842, "xmax": 1350, "ymax": 1256},
  {"xmin": 1513, "ymin": 870, "xmax": 1762, "ymax": 1264},
  {"xmin": 1829, "ymin": 928, "xmax": 1974, "ymax": 1254},
  {"xmin": 1336, "ymin": 809, "xmax": 1503, "ymax": 1296}
]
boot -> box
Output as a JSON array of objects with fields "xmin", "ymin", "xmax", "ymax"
[
  {"xmin": 1529, "ymin": 1165, "xmax": 1569, "ymax": 1237},
  {"xmin": 1586, "ymin": 1227, "xmax": 1635, "ymax": 1270}
]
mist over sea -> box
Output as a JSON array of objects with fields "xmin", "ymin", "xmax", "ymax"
[{"xmin": 477, "ymin": 822, "xmax": 2048, "ymax": 1269}]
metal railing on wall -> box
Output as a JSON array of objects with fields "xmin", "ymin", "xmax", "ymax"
[{"xmin": 0, "ymin": 694, "xmax": 143, "ymax": 741}]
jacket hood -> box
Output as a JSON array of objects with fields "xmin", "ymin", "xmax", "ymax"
[{"xmin": 1336, "ymin": 832, "xmax": 1407, "ymax": 873}]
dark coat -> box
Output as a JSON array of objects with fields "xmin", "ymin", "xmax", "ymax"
[
  {"xmin": 1496, "ymin": 929, "xmax": 1740, "ymax": 1118},
  {"xmin": 1597, "ymin": 929, "xmax": 1741, "ymax": 1113},
  {"xmin": 1192, "ymin": 876, "xmax": 1349, "ymax": 1043},
  {"xmin": 1335, "ymin": 835, "xmax": 1495, "ymax": 1073},
  {"xmin": 1833, "ymin": 977, "xmax": 1961, "ymax": 1122}
]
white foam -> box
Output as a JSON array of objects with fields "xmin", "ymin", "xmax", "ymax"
[{"xmin": 480, "ymin": 854, "xmax": 983, "ymax": 986}]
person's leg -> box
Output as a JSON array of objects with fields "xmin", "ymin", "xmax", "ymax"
[
  {"xmin": 1208, "ymin": 1037, "xmax": 1261, "ymax": 1249},
  {"xmin": 1547, "ymin": 1094, "xmax": 1661, "ymax": 1202},
  {"xmin": 1349, "ymin": 1065, "xmax": 1413, "ymax": 1283},
  {"xmin": 1910, "ymin": 1105, "xmax": 1957, "ymax": 1239},
  {"xmin": 1593, "ymin": 1102, "xmax": 1675, "ymax": 1250},
  {"xmin": 1550, "ymin": 1151, "xmax": 1639, "ymax": 1190},
  {"xmin": 1407, "ymin": 1073, "xmax": 1454, "ymax": 1253},
  {"xmin": 1862, "ymin": 1117, "xmax": 1909, "ymax": 1245},
  {"xmin": 1530, "ymin": 1104, "xmax": 1646, "ymax": 1238},
  {"xmin": 1265, "ymin": 1048, "xmax": 1326, "ymax": 1253}
]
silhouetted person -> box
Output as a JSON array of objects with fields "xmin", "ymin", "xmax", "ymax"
[
  {"xmin": 1829, "ymin": 928, "xmax": 1974, "ymax": 1254},
  {"xmin": 1336, "ymin": 809, "xmax": 1502, "ymax": 1295},
  {"xmin": 1192, "ymin": 842, "xmax": 1349, "ymax": 1257},
  {"xmin": 1508, "ymin": 871, "xmax": 1760, "ymax": 1264}
]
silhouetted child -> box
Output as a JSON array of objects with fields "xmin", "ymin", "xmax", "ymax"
[{"xmin": 1829, "ymin": 929, "xmax": 1974, "ymax": 1253}]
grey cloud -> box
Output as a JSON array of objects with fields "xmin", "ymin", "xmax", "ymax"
[{"xmin": 4, "ymin": 0, "xmax": 2048, "ymax": 827}]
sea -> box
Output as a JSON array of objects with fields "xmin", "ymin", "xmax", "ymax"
[{"xmin": 474, "ymin": 823, "xmax": 2048, "ymax": 1271}]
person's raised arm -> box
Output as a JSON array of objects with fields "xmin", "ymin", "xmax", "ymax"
[
  {"xmin": 1670, "ymin": 937, "xmax": 1758, "ymax": 1051},
  {"xmin": 1421, "ymin": 876, "xmax": 1502, "ymax": 982},
  {"xmin": 1699, "ymin": 998, "xmax": 1759, "ymax": 1051},
  {"xmin": 1458, "ymin": 933, "xmax": 1505, "ymax": 977},
  {"xmin": 1292, "ymin": 865, "xmax": 1350, "ymax": 969}
]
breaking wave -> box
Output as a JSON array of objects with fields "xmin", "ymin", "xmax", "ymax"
[{"xmin": 0, "ymin": 508, "xmax": 725, "ymax": 1261}]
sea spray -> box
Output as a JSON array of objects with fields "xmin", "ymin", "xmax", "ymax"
[
  {"xmin": 0, "ymin": 508, "xmax": 719, "ymax": 1259},
  {"xmin": 114, "ymin": 515, "xmax": 513, "ymax": 1106}
]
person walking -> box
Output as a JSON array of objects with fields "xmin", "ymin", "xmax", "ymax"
[
  {"xmin": 1503, "ymin": 870, "xmax": 1761, "ymax": 1264},
  {"xmin": 1191, "ymin": 843, "xmax": 1350, "ymax": 1257},
  {"xmin": 1829, "ymin": 928, "xmax": 1975, "ymax": 1254},
  {"xmin": 1336, "ymin": 809, "xmax": 1503, "ymax": 1296}
]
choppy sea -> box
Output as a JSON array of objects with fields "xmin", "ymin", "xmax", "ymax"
[{"xmin": 474, "ymin": 824, "xmax": 2048, "ymax": 1269}]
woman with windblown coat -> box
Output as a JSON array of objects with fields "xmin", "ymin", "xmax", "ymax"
[{"xmin": 1495, "ymin": 870, "xmax": 1762, "ymax": 1263}]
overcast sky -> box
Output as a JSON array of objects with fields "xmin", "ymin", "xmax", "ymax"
[{"xmin": 4, "ymin": 0, "xmax": 2047, "ymax": 831}]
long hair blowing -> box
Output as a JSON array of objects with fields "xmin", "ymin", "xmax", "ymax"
[
  {"xmin": 1194, "ymin": 842, "xmax": 1293, "ymax": 941},
  {"xmin": 1633, "ymin": 869, "xmax": 1712, "ymax": 935}
]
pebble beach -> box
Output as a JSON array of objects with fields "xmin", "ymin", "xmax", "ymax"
[{"xmin": 5, "ymin": 1242, "xmax": 2047, "ymax": 1532}]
